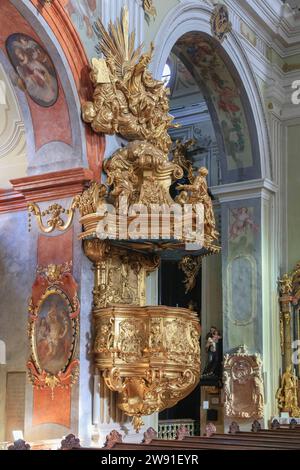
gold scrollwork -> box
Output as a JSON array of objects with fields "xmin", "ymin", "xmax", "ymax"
[
  {"xmin": 223, "ymin": 346, "xmax": 264, "ymax": 419},
  {"xmin": 78, "ymin": 7, "xmax": 220, "ymax": 253},
  {"xmin": 28, "ymin": 197, "xmax": 80, "ymax": 234},
  {"xmin": 37, "ymin": 262, "xmax": 72, "ymax": 284}
]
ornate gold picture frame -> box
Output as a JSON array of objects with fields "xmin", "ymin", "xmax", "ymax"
[{"xmin": 27, "ymin": 263, "xmax": 80, "ymax": 395}]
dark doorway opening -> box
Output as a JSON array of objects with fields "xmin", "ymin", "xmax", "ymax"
[{"xmin": 158, "ymin": 260, "xmax": 201, "ymax": 435}]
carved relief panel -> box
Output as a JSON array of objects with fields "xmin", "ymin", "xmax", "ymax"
[
  {"xmin": 84, "ymin": 240, "xmax": 160, "ymax": 309},
  {"xmin": 223, "ymin": 346, "xmax": 264, "ymax": 419}
]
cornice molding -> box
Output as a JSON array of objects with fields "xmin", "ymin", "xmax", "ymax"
[
  {"xmin": 211, "ymin": 178, "xmax": 278, "ymax": 203},
  {"xmin": 0, "ymin": 168, "xmax": 93, "ymax": 214},
  {"xmin": 225, "ymin": 0, "xmax": 300, "ymax": 55}
]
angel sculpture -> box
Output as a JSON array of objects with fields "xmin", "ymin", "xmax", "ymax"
[{"xmin": 82, "ymin": 7, "xmax": 174, "ymax": 154}]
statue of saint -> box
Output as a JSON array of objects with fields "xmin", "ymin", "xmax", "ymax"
[
  {"xmin": 276, "ymin": 365, "xmax": 300, "ymax": 417},
  {"xmin": 202, "ymin": 326, "xmax": 222, "ymax": 379}
]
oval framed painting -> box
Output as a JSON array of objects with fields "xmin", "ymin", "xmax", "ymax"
[
  {"xmin": 32, "ymin": 289, "xmax": 77, "ymax": 376},
  {"xmin": 6, "ymin": 33, "xmax": 59, "ymax": 107}
]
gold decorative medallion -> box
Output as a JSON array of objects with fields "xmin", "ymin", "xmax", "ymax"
[
  {"xmin": 211, "ymin": 4, "xmax": 232, "ymax": 43},
  {"xmin": 276, "ymin": 366, "xmax": 300, "ymax": 417}
]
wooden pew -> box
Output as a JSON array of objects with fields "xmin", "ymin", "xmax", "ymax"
[{"xmin": 69, "ymin": 422, "xmax": 300, "ymax": 451}]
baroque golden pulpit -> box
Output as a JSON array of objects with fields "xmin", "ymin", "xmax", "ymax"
[{"xmin": 25, "ymin": 7, "xmax": 220, "ymax": 432}]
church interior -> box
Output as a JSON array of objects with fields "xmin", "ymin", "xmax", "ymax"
[{"xmin": 1, "ymin": 0, "xmax": 300, "ymax": 452}]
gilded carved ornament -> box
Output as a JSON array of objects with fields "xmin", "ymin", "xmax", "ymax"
[
  {"xmin": 83, "ymin": 239, "xmax": 159, "ymax": 311},
  {"xmin": 28, "ymin": 197, "xmax": 80, "ymax": 234},
  {"xmin": 223, "ymin": 345, "xmax": 264, "ymax": 419}
]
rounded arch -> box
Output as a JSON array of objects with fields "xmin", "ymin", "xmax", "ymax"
[{"xmin": 151, "ymin": 2, "xmax": 271, "ymax": 183}]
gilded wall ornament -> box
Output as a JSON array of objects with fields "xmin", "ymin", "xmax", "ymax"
[
  {"xmin": 177, "ymin": 167, "xmax": 220, "ymax": 245},
  {"xmin": 211, "ymin": 4, "xmax": 232, "ymax": 43},
  {"xmin": 223, "ymin": 346, "xmax": 264, "ymax": 419},
  {"xmin": 28, "ymin": 197, "xmax": 80, "ymax": 234}
]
